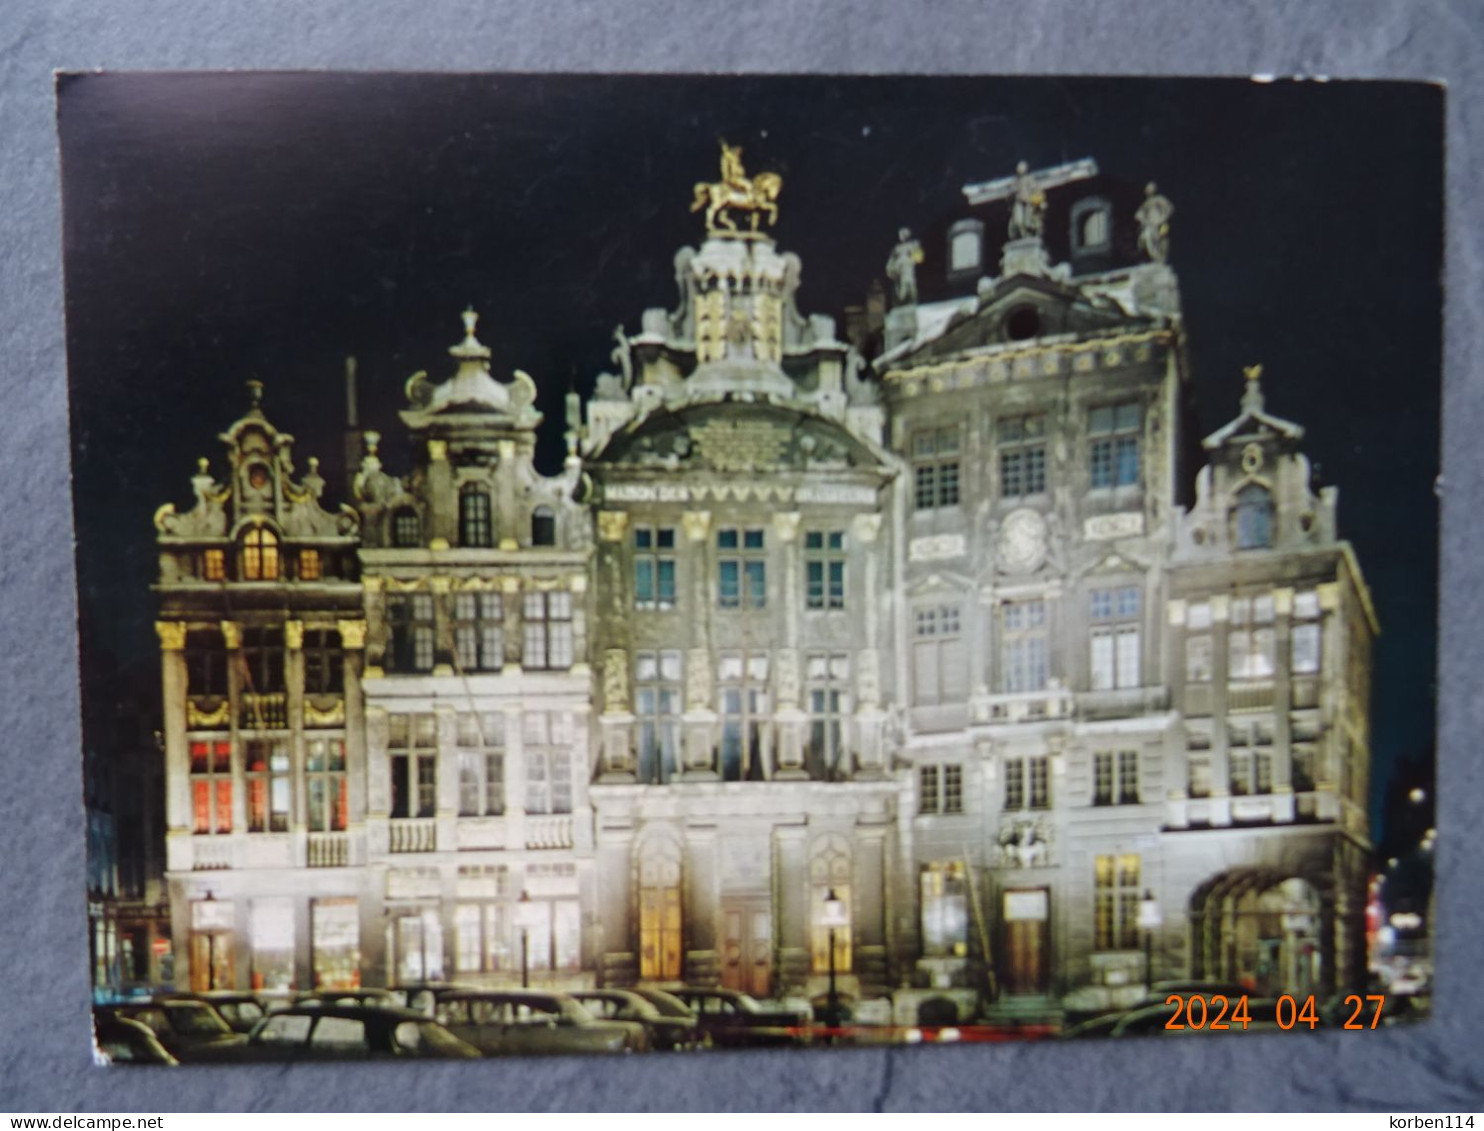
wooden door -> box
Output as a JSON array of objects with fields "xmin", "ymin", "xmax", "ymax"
[
  {"xmin": 1001, "ymin": 889, "xmax": 1050, "ymax": 995},
  {"xmin": 189, "ymin": 931, "xmax": 233, "ymax": 991},
  {"xmin": 720, "ymin": 899, "xmax": 772, "ymax": 998},
  {"xmin": 640, "ymin": 883, "xmax": 683, "ymax": 981}
]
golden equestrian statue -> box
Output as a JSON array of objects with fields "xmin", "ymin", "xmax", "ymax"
[{"xmin": 691, "ymin": 141, "xmax": 783, "ymax": 236}]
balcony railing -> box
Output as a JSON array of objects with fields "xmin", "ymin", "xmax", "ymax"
[
  {"xmin": 1227, "ymin": 681, "xmax": 1275, "ymax": 711},
  {"xmin": 307, "ymin": 832, "xmax": 349, "ymax": 867},
  {"xmin": 1077, "ymin": 686, "xmax": 1170, "ymax": 722},
  {"xmin": 525, "ymin": 814, "xmax": 574, "ymax": 850},
  {"xmin": 191, "ymin": 838, "xmax": 232, "ymax": 870},
  {"xmin": 389, "ymin": 818, "xmax": 437, "ymax": 853},
  {"xmin": 239, "ymin": 692, "xmax": 289, "ymax": 729}
]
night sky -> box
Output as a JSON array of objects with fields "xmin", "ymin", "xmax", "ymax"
[{"xmin": 57, "ymin": 73, "xmax": 1442, "ymax": 838}]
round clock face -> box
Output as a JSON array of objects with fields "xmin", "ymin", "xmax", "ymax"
[{"xmin": 998, "ymin": 507, "xmax": 1047, "ymax": 574}]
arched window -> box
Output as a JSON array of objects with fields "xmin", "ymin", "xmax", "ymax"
[
  {"xmin": 947, "ymin": 219, "xmax": 983, "ymax": 275},
  {"xmin": 1234, "ymin": 484, "xmax": 1275, "ymax": 550},
  {"xmin": 459, "ymin": 486, "xmax": 493, "ymax": 548},
  {"xmin": 391, "ymin": 507, "xmax": 421, "ymax": 549},
  {"xmin": 240, "ymin": 526, "xmax": 280, "ymax": 581},
  {"xmin": 1070, "ymin": 197, "xmax": 1112, "ymax": 255},
  {"xmin": 531, "ymin": 506, "xmax": 556, "ymax": 547}
]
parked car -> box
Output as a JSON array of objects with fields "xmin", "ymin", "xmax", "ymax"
[
  {"xmin": 666, "ymin": 987, "xmax": 808, "ymax": 1048},
  {"xmin": 292, "ymin": 988, "xmax": 400, "ymax": 1011},
  {"xmin": 93, "ymin": 1011, "xmax": 180, "ymax": 1066},
  {"xmin": 161, "ymin": 992, "xmax": 268, "ymax": 1034},
  {"xmin": 434, "ymin": 991, "xmax": 648, "ymax": 1057},
  {"xmin": 388, "ymin": 982, "xmax": 480, "ymax": 1017},
  {"xmin": 103, "ymin": 999, "xmax": 248, "ymax": 1063},
  {"xmin": 570, "ymin": 989, "xmax": 706, "ymax": 1051},
  {"xmin": 237, "ymin": 1004, "xmax": 479, "ymax": 1061}
]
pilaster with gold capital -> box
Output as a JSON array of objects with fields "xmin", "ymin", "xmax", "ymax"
[
  {"xmin": 155, "ymin": 621, "xmax": 187, "ymax": 651},
  {"xmin": 219, "ymin": 621, "xmax": 241, "ymax": 650}
]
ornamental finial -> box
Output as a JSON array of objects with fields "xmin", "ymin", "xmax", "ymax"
[
  {"xmin": 1241, "ymin": 364, "xmax": 1265, "ymax": 413},
  {"xmin": 462, "ymin": 306, "xmax": 479, "ymax": 341},
  {"xmin": 246, "ymin": 379, "xmax": 264, "ymax": 408}
]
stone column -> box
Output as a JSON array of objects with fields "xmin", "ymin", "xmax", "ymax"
[
  {"xmin": 338, "ymin": 619, "xmax": 368, "ymax": 865},
  {"xmin": 598, "ymin": 647, "xmax": 637, "ymax": 782},
  {"xmin": 428, "ymin": 576, "xmax": 453, "ymax": 676},
  {"xmin": 851, "ymin": 513, "xmax": 887, "ymax": 778},
  {"xmin": 1270, "ymin": 588, "xmax": 1296, "ymax": 820},
  {"xmin": 680, "ymin": 511, "xmax": 718, "ymax": 780},
  {"xmin": 497, "ymin": 440, "xmax": 521, "ymax": 550},
  {"xmin": 501, "ymin": 575, "xmax": 523, "ymax": 670},
  {"xmin": 773, "ymin": 826, "xmax": 810, "ymax": 989},
  {"xmin": 425, "ymin": 439, "xmax": 454, "ymax": 549},
  {"xmin": 1209, "ymin": 595, "xmax": 1232, "ymax": 827},
  {"xmin": 772, "ymin": 649, "xmax": 808, "ymax": 780},
  {"xmin": 363, "ymin": 705, "xmax": 390, "ymax": 856},
  {"xmin": 435, "ymin": 705, "xmax": 459, "ymax": 852},
  {"xmin": 156, "ymin": 622, "xmax": 191, "ymax": 854},
  {"xmin": 285, "ymin": 620, "xmax": 307, "ymax": 866},
  {"xmin": 221, "ymin": 620, "xmax": 247, "ymax": 835}
]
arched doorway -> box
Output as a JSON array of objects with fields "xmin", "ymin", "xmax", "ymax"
[
  {"xmin": 1190, "ymin": 869, "xmax": 1324, "ymax": 997},
  {"xmin": 636, "ymin": 839, "xmax": 683, "ymax": 983}
]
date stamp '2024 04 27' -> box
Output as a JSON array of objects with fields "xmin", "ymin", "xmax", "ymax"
[{"xmin": 1162, "ymin": 993, "xmax": 1388, "ymax": 1032}]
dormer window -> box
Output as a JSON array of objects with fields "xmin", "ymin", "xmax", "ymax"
[
  {"xmin": 459, "ymin": 486, "xmax": 493, "ymax": 548},
  {"xmin": 947, "ymin": 219, "xmax": 984, "ymax": 276},
  {"xmin": 241, "ymin": 526, "xmax": 280, "ymax": 581},
  {"xmin": 1070, "ymin": 197, "xmax": 1112, "ymax": 256},
  {"xmin": 1234, "ymin": 484, "xmax": 1275, "ymax": 549},
  {"xmin": 392, "ymin": 507, "xmax": 421, "ymax": 549},
  {"xmin": 531, "ymin": 506, "xmax": 556, "ymax": 547}
]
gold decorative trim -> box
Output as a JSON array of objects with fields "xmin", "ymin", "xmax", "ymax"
[
  {"xmin": 597, "ymin": 511, "xmax": 629, "ymax": 542},
  {"xmin": 155, "ymin": 621, "xmax": 187, "ymax": 651},
  {"xmin": 219, "ymin": 621, "xmax": 242, "ymax": 649},
  {"xmin": 186, "ymin": 698, "xmax": 230, "ymax": 729},
  {"xmin": 304, "ymin": 698, "xmax": 346, "ymax": 727},
  {"xmin": 284, "ymin": 620, "xmax": 304, "ymax": 650},
  {"xmin": 337, "ymin": 619, "xmax": 367, "ymax": 649}
]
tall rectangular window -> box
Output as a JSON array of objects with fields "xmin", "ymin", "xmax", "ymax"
[
  {"xmin": 1094, "ymin": 751, "xmax": 1140, "ymax": 806},
  {"xmin": 921, "ymin": 863, "xmax": 970, "ymax": 957},
  {"xmin": 456, "ymin": 712, "xmax": 505, "ymax": 817},
  {"xmin": 388, "ymin": 595, "xmax": 435, "ymax": 673},
  {"xmin": 1004, "ymin": 755, "xmax": 1049, "ymax": 810},
  {"xmin": 186, "ymin": 630, "xmax": 229, "ymax": 696},
  {"xmin": 389, "ymin": 713, "xmax": 437, "ymax": 819},
  {"xmin": 997, "ymin": 413, "xmax": 1047, "ymax": 499},
  {"xmin": 523, "ymin": 712, "xmax": 572, "ymax": 815},
  {"xmin": 311, "ymin": 898, "xmax": 361, "ymax": 990},
  {"xmin": 717, "ymin": 528, "xmax": 766, "ymax": 609},
  {"xmin": 1089, "ymin": 401, "xmax": 1142, "ymax": 489},
  {"xmin": 804, "ymin": 531, "xmax": 846, "ymax": 610},
  {"xmin": 1292, "ymin": 622, "xmax": 1322, "ymax": 674},
  {"xmin": 1001, "ymin": 600, "xmax": 1048, "ymax": 693},
  {"xmin": 912, "ymin": 604, "xmax": 968, "ymax": 705},
  {"xmin": 459, "ymin": 487, "xmax": 493, "ymax": 548},
  {"xmin": 239, "ymin": 627, "xmax": 286, "ymax": 695},
  {"xmin": 454, "ymin": 865, "xmax": 510, "ymax": 974},
  {"xmin": 634, "ymin": 527, "xmax": 677, "ymax": 610},
  {"xmin": 913, "ymin": 428, "xmax": 961, "ymax": 510},
  {"xmin": 1089, "ymin": 586, "xmax": 1141, "ymax": 691},
  {"xmin": 303, "ymin": 629, "xmax": 344, "ymax": 695},
  {"xmin": 1094, "ymin": 853, "xmax": 1141, "ymax": 950},
  {"xmin": 189, "ymin": 740, "xmax": 232, "ymax": 835},
  {"xmin": 636, "ymin": 650, "xmax": 682, "ymax": 785},
  {"xmin": 202, "ymin": 548, "xmax": 226, "ymax": 581},
  {"xmin": 522, "ymin": 591, "xmax": 573, "ymax": 670},
  {"xmin": 453, "ymin": 592, "xmax": 504, "ymax": 672},
  {"xmin": 719, "ymin": 652, "xmax": 769, "ymax": 782},
  {"xmin": 1228, "ymin": 720, "xmax": 1275, "ymax": 796},
  {"xmin": 805, "ymin": 652, "xmax": 849, "ymax": 780},
  {"xmin": 919, "ymin": 764, "xmax": 964, "ymax": 814},
  {"xmin": 1228, "ymin": 595, "xmax": 1277, "ymax": 680},
  {"xmin": 306, "ymin": 737, "xmax": 347, "ymax": 832},
  {"xmin": 246, "ymin": 738, "xmax": 291, "ymax": 833}
]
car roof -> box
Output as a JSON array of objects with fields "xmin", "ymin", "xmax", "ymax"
[{"xmin": 265, "ymin": 1003, "xmax": 434, "ymax": 1024}]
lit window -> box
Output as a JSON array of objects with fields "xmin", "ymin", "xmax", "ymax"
[
  {"xmin": 202, "ymin": 549, "xmax": 226, "ymax": 581},
  {"xmin": 806, "ymin": 652, "xmax": 850, "ymax": 781},
  {"xmin": 522, "ymin": 590, "xmax": 573, "ymax": 670},
  {"xmin": 717, "ymin": 528, "xmax": 766, "ymax": 610},
  {"xmin": 459, "ymin": 486, "xmax": 493, "ymax": 548},
  {"xmin": 299, "ymin": 549, "xmax": 322, "ymax": 581},
  {"xmin": 189, "ymin": 740, "xmax": 232, "ymax": 835},
  {"xmin": 306, "ymin": 738, "xmax": 347, "ymax": 832},
  {"xmin": 1292, "ymin": 622, "xmax": 1322, "ymax": 674},
  {"xmin": 1089, "ymin": 586, "xmax": 1141, "ymax": 691},
  {"xmin": 241, "ymin": 526, "xmax": 281, "ymax": 581},
  {"xmin": 913, "ymin": 429, "xmax": 961, "ymax": 510},
  {"xmin": 246, "ymin": 739, "xmax": 291, "ymax": 833},
  {"xmin": 634, "ymin": 527, "xmax": 677, "ymax": 610},
  {"xmin": 719, "ymin": 652, "xmax": 770, "ymax": 782},
  {"xmin": 1228, "ymin": 596, "xmax": 1277, "ymax": 680},
  {"xmin": 453, "ymin": 592, "xmax": 504, "ymax": 672},
  {"xmin": 921, "ymin": 863, "xmax": 969, "ymax": 957},
  {"xmin": 636, "ymin": 651, "xmax": 682, "ymax": 784},
  {"xmin": 804, "ymin": 531, "xmax": 846, "ymax": 610},
  {"xmin": 1094, "ymin": 854, "xmax": 1140, "ymax": 950},
  {"xmin": 1001, "ymin": 600, "xmax": 1048, "ymax": 693},
  {"xmin": 456, "ymin": 712, "xmax": 505, "ymax": 817},
  {"xmin": 997, "ymin": 414, "xmax": 1047, "ymax": 499},
  {"xmin": 1088, "ymin": 402, "xmax": 1141, "ymax": 489},
  {"xmin": 311, "ymin": 898, "xmax": 360, "ymax": 990},
  {"xmin": 454, "ymin": 900, "xmax": 509, "ymax": 975},
  {"xmin": 1228, "ymin": 721, "xmax": 1274, "ymax": 797}
]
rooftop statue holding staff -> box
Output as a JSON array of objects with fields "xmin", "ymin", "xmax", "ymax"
[{"xmin": 885, "ymin": 227, "xmax": 924, "ymax": 305}]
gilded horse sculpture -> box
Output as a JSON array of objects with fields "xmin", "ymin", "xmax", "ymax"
[{"xmin": 691, "ymin": 143, "xmax": 783, "ymax": 235}]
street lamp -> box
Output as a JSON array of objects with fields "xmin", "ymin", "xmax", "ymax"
[
  {"xmin": 515, "ymin": 890, "xmax": 537, "ymax": 989},
  {"xmin": 821, "ymin": 888, "xmax": 848, "ymax": 1032},
  {"xmin": 1137, "ymin": 890, "xmax": 1162, "ymax": 991}
]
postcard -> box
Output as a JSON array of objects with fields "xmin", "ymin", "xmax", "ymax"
[{"xmin": 60, "ymin": 72, "xmax": 1441, "ymax": 1065}]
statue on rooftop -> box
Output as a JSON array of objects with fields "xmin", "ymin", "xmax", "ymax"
[
  {"xmin": 691, "ymin": 140, "xmax": 783, "ymax": 236},
  {"xmin": 885, "ymin": 227, "xmax": 924, "ymax": 306},
  {"xmin": 1009, "ymin": 161, "xmax": 1048, "ymax": 240},
  {"xmin": 1136, "ymin": 182, "xmax": 1175, "ymax": 264}
]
